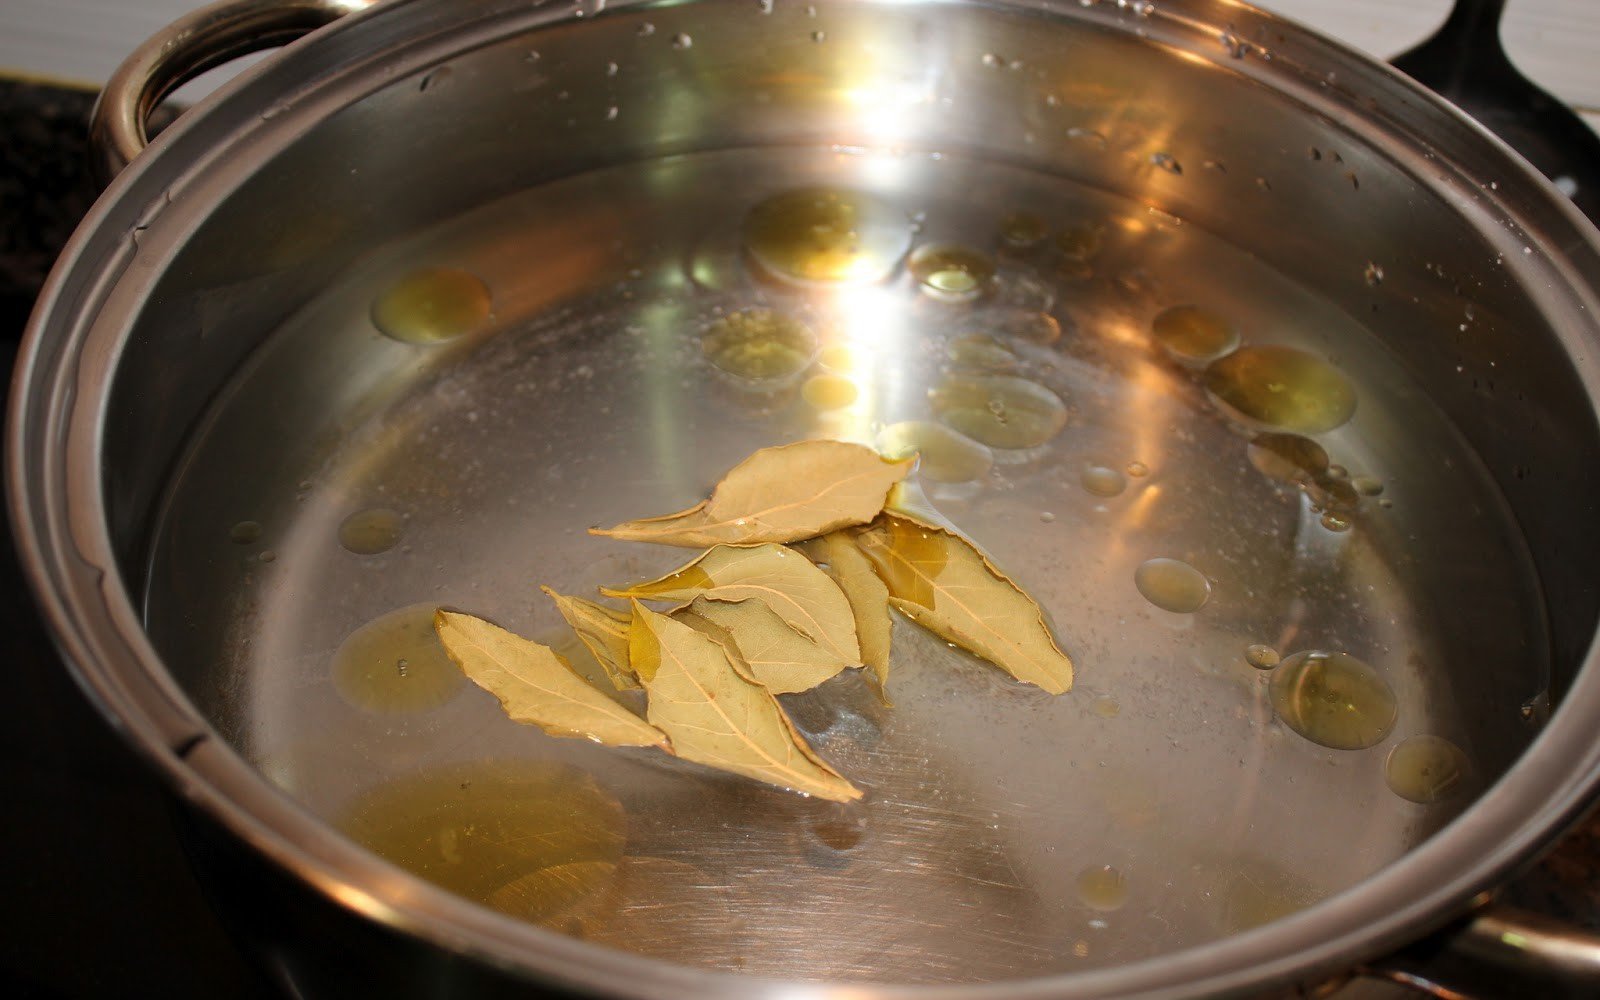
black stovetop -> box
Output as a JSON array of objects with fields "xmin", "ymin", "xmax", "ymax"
[
  {"xmin": 1, "ymin": 75, "xmax": 1596, "ymax": 999},
  {"xmin": 0, "ymin": 79, "xmax": 272, "ymax": 999}
]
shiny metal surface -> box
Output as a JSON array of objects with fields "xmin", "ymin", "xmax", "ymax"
[
  {"xmin": 87, "ymin": 0, "xmax": 369, "ymax": 183},
  {"xmin": 11, "ymin": 0, "xmax": 1600, "ymax": 997}
]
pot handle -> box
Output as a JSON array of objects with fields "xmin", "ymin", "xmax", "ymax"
[
  {"xmin": 88, "ymin": 0, "xmax": 368, "ymax": 184},
  {"xmin": 1361, "ymin": 900, "xmax": 1600, "ymax": 998}
]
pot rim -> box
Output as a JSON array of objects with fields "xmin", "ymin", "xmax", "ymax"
[{"xmin": 11, "ymin": 1, "xmax": 1600, "ymax": 996}]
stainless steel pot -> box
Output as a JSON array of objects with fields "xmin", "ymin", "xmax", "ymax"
[{"xmin": 11, "ymin": 0, "xmax": 1600, "ymax": 996}]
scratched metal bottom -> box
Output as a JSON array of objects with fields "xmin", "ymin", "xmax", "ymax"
[{"xmin": 143, "ymin": 146, "xmax": 1545, "ymax": 983}]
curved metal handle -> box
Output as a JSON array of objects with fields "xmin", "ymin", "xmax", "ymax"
[
  {"xmin": 87, "ymin": 0, "xmax": 369, "ymax": 184},
  {"xmin": 1363, "ymin": 900, "xmax": 1600, "ymax": 998}
]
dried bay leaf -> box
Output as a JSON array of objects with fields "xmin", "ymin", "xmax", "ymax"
[
  {"xmin": 541, "ymin": 586, "xmax": 638, "ymax": 690},
  {"xmin": 821, "ymin": 532, "xmax": 894, "ymax": 693},
  {"xmin": 602, "ymin": 543, "xmax": 861, "ymax": 666},
  {"xmin": 592, "ymin": 440, "xmax": 913, "ymax": 547},
  {"xmin": 856, "ymin": 516, "xmax": 1074, "ymax": 694},
  {"xmin": 674, "ymin": 596, "xmax": 849, "ymax": 694},
  {"xmin": 434, "ymin": 611, "xmax": 669, "ymax": 748},
  {"xmin": 630, "ymin": 603, "xmax": 863, "ymax": 802},
  {"xmin": 803, "ymin": 531, "xmax": 893, "ymax": 697}
]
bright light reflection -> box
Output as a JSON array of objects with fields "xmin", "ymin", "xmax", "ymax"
[{"xmin": 810, "ymin": 284, "xmax": 908, "ymax": 445}]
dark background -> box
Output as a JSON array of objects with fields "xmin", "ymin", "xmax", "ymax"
[{"xmin": 0, "ymin": 76, "xmax": 1595, "ymax": 998}]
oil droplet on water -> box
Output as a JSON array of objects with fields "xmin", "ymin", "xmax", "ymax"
[
  {"xmin": 817, "ymin": 344, "xmax": 861, "ymax": 372},
  {"xmin": 1151, "ymin": 305, "xmax": 1241, "ymax": 364},
  {"xmin": 999, "ymin": 211, "xmax": 1048, "ymax": 249},
  {"xmin": 1126, "ymin": 461, "xmax": 1149, "ymax": 478},
  {"xmin": 1386, "ymin": 735, "xmax": 1468, "ymax": 804},
  {"xmin": 1269, "ymin": 650, "xmax": 1397, "ymax": 750},
  {"xmin": 802, "ymin": 373, "xmax": 859, "ymax": 410},
  {"xmin": 909, "ymin": 244, "xmax": 997, "ymax": 302},
  {"xmin": 1353, "ymin": 475, "xmax": 1384, "ymax": 496},
  {"xmin": 230, "ymin": 520, "xmax": 262, "ymax": 544},
  {"xmin": 1245, "ymin": 644, "xmax": 1281, "ymax": 670},
  {"xmin": 743, "ymin": 188, "xmax": 911, "ymax": 286},
  {"xmin": 1076, "ymin": 865, "xmax": 1129, "ymax": 911},
  {"xmin": 1204, "ymin": 345, "xmax": 1357, "ymax": 433},
  {"xmin": 929, "ymin": 373, "xmax": 1067, "ymax": 450},
  {"xmin": 331, "ymin": 603, "xmax": 462, "ymax": 713},
  {"xmin": 1320, "ymin": 511, "xmax": 1352, "ymax": 533},
  {"xmin": 339, "ymin": 761, "xmax": 626, "ymax": 929},
  {"xmin": 1054, "ymin": 223, "xmax": 1102, "ymax": 262},
  {"xmin": 1081, "ymin": 464, "xmax": 1127, "ymax": 497},
  {"xmin": 991, "ymin": 309, "xmax": 1062, "ymax": 345},
  {"xmin": 1134, "ymin": 558, "xmax": 1211, "ymax": 613},
  {"xmin": 339, "ymin": 507, "xmax": 404, "ymax": 555},
  {"xmin": 1247, "ymin": 432, "xmax": 1329, "ymax": 485},
  {"xmin": 700, "ymin": 308, "xmax": 817, "ymax": 380},
  {"xmin": 946, "ymin": 333, "xmax": 1019, "ymax": 372},
  {"xmin": 876, "ymin": 421, "xmax": 994, "ymax": 483},
  {"xmin": 371, "ymin": 267, "xmax": 492, "ymax": 344}
]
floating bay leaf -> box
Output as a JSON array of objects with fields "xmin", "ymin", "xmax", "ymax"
[
  {"xmin": 602, "ymin": 543, "xmax": 861, "ymax": 665},
  {"xmin": 629, "ymin": 603, "xmax": 862, "ymax": 802},
  {"xmin": 674, "ymin": 596, "xmax": 849, "ymax": 694},
  {"xmin": 591, "ymin": 440, "xmax": 913, "ymax": 547},
  {"xmin": 805, "ymin": 531, "xmax": 893, "ymax": 696},
  {"xmin": 856, "ymin": 516, "xmax": 1074, "ymax": 694},
  {"xmin": 434, "ymin": 611, "xmax": 669, "ymax": 748},
  {"xmin": 884, "ymin": 479, "xmax": 961, "ymax": 534},
  {"xmin": 542, "ymin": 586, "xmax": 638, "ymax": 691}
]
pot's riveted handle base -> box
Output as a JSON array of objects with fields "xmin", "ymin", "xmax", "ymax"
[
  {"xmin": 1361, "ymin": 900, "xmax": 1600, "ymax": 999},
  {"xmin": 88, "ymin": 0, "xmax": 371, "ymax": 185}
]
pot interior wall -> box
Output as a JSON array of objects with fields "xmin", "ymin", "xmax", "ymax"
[{"xmin": 89, "ymin": 0, "xmax": 1600, "ymax": 986}]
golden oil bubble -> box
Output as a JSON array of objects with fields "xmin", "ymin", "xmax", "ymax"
[
  {"xmin": 1126, "ymin": 460, "xmax": 1149, "ymax": 478},
  {"xmin": 801, "ymin": 373, "xmax": 859, "ymax": 410},
  {"xmin": 230, "ymin": 520, "xmax": 262, "ymax": 544},
  {"xmin": 1245, "ymin": 644, "xmax": 1281, "ymax": 670},
  {"xmin": 1090, "ymin": 695, "xmax": 1121, "ymax": 718},
  {"xmin": 1081, "ymin": 463, "xmax": 1127, "ymax": 497},
  {"xmin": 1319, "ymin": 511, "xmax": 1352, "ymax": 533},
  {"xmin": 1151, "ymin": 305, "xmax": 1241, "ymax": 364},
  {"xmin": 339, "ymin": 507, "xmax": 404, "ymax": 556},
  {"xmin": 991, "ymin": 308, "xmax": 1062, "ymax": 345},
  {"xmin": 1204, "ymin": 345, "xmax": 1357, "ymax": 433},
  {"xmin": 700, "ymin": 308, "xmax": 817, "ymax": 380},
  {"xmin": 1309, "ymin": 475, "xmax": 1360, "ymax": 513},
  {"xmin": 1269, "ymin": 650, "xmax": 1397, "ymax": 751},
  {"xmin": 331, "ymin": 603, "xmax": 462, "ymax": 714},
  {"xmin": 909, "ymin": 244, "xmax": 997, "ymax": 302},
  {"xmin": 1353, "ymin": 476, "xmax": 1384, "ymax": 496},
  {"xmin": 1385, "ymin": 735, "xmax": 1469, "ymax": 804},
  {"xmin": 946, "ymin": 333, "xmax": 1019, "ymax": 372},
  {"xmin": 371, "ymin": 267, "xmax": 492, "ymax": 344},
  {"xmin": 998, "ymin": 211, "xmax": 1048, "ymax": 249},
  {"xmin": 1134, "ymin": 557, "xmax": 1211, "ymax": 614},
  {"xmin": 743, "ymin": 188, "xmax": 911, "ymax": 286},
  {"xmin": 338, "ymin": 760, "xmax": 625, "ymax": 926},
  {"xmin": 1247, "ymin": 433, "xmax": 1329, "ymax": 485},
  {"xmin": 1325, "ymin": 464, "xmax": 1349, "ymax": 480},
  {"xmin": 876, "ymin": 421, "xmax": 994, "ymax": 483},
  {"xmin": 1054, "ymin": 222, "xmax": 1103, "ymax": 262},
  {"xmin": 929, "ymin": 373, "xmax": 1067, "ymax": 450},
  {"xmin": 1075, "ymin": 864, "xmax": 1129, "ymax": 912},
  {"xmin": 817, "ymin": 344, "xmax": 862, "ymax": 372},
  {"xmin": 1212, "ymin": 859, "xmax": 1321, "ymax": 933}
]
